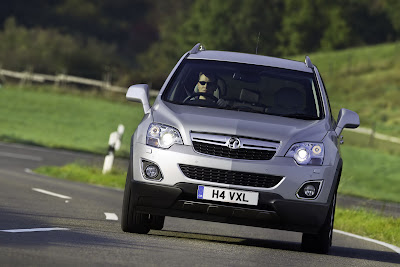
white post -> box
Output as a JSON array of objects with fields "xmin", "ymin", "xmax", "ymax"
[{"xmin": 102, "ymin": 124, "xmax": 125, "ymax": 174}]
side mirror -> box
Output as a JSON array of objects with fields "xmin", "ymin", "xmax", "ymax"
[
  {"xmin": 335, "ymin": 108, "xmax": 360, "ymax": 136},
  {"xmin": 126, "ymin": 84, "xmax": 151, "ymax": 114}
]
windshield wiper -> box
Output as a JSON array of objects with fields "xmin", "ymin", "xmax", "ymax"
[
  {"xmin": 279, "ymin": 113, "xmax": 320, "ymax": 120},
  {"xmin": 224, "ymin": 106, "xmax": 266, "ymax": 114}
]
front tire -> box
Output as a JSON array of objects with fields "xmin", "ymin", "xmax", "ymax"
[
  {"xmin": 150, "ymin": 215, "xmax": 165, "ymax": 230},
  {"xmin": 301, "ymin": 193, "xmax": 336, "ymax": 254},
  {"xmin": 121, "ymin": 163, "xmax": 150, "ymax": 234}
]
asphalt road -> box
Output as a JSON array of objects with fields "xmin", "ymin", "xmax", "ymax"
[{"xmin": 0, "ymin": 142, "xmax": 399, "ymax": 266}]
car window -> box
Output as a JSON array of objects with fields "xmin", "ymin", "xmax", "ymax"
[{"xmin": 162, "ymin": 59, "xmax": 323, "ymax": 120}]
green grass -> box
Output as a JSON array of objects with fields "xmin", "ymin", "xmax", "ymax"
[
  {"xmin": 335, "ymin": 208, "xmax": 400, "ymax": 247},
  {"xmin": 339, "ymin": 130, "xmax": 400, "ymax": 203},
  {"xmin": 0, "ymin": 85, "xmax": 144, "ymax": 156},
  {"xmin": 35, "ymin": 163, "xmax": 127, "ymax": 189},
  {"xmin": 339, "ymin": 145, "xmax": 400, "ymax": 203}
]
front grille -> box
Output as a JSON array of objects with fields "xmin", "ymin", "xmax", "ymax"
[
  {"xmin": 179, "ymin": 164, "xmax": 283, "ymax": 189},
  {"xmin": 190, "ymin": 132, "xmax": 279, "ymax": 160},
  {"xmin": 193, "ymin": 141, "xmax": 275, "ymax": 160}
]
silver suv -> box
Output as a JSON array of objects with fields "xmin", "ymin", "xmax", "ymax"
[{"xmin": 121, "ymin": 43, "xmax": 360, "ymax": 254}]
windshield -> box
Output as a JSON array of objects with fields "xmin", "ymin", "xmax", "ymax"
[{"xmin": 162, "ymin": 59, "xmax": 323, "ymax": 120}]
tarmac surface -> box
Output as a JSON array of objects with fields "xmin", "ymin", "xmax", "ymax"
[{"xmin": 1, "ymin": 141, "xmax": 399, "ymax": 266}]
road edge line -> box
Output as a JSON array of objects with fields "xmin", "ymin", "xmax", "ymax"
[
  {"xmin": 333, "ymin": 229, "xmax": 400, "ymax": 255},
  {"xmin": 0, "ymin": 227, "xmax": 69, "ymax": 233},
  {"xmin": 32, "ymin": 188, "xmax": 72, "ymax": 200}
]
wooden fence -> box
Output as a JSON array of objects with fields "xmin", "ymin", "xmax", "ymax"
[
  {"xmin": 2, "ymin": 67, "xmax": 399, "ymax": 144},
  {"xmin": 349, "ymin": 127, "xmax": 400, "ymax": 145},
  {"xmin": 0, "ymin": 68, "xmax": 158, "ymax": 97}
]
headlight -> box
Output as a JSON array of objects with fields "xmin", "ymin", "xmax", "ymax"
[
  {"xmin": 146, "ymin": 123, "xmax": 183, "ymax": 149},
  {"xmin": 285, "ymin": 142, "xmax": 324, "ymax": 165}
]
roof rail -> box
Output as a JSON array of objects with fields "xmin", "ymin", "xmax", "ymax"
[
  {"xmin": 305, "ymin": 56, "xmax": 314, "ymax": 68},
  {"xmin": 190, "ymin": 43, "xmax": 206, "ymax": 54}
]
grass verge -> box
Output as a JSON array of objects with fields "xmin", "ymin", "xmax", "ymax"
[
  {"xmin": 0, "ymin": 85, "xmax": 144, "ymax": 156},
  {"xmin": 34, "ymin": 163, "xmax": 400, "ymax": 247},
  {"xmin": 335, "ymin": 208, "xmax": 400, "ymax": 247},
  {"xmin": 339, "ymin": 145, "xmax": 400, "ymax": 203},
  {"xmin": 35, "ymin": 163, "xmax": 127, "ymax": 189}
]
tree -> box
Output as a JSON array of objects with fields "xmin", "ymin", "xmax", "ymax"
[
  {"xmin": 0, "ymin": 17, "xmax": 121, "ymax": 80},
  {"xmin": 384, "ymin": 0, "xmax": 400, "ymax": 38},
  {"xmin": 342, "ymin": 0, "xmax": 396, "ymax": 45},
  {"xmin": 174, "ymin": 0, "xmax": 283, "ymax": 55},
  {"xmin": 320, "ymin": 5, "xmax": 352, "ymax": 50},
  {"xmin": 276, "ymin": 0, "xmax": 395, "ymax": 55},
  {"xmin": 0, "ymin": 0, "xmax": 157, "ymax": 64},
  {"xmin": 136, "ymin": 0, "xmax": 283, "ymax": 87},
  {"xmin": 276, "ymin": 0, "xmax": 327, "ymax": 56}
]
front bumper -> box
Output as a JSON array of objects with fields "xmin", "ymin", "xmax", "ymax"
[
  {"xmin": 132, "ymin": 142, "xmax": 338, "ymax": 203},
  {"xmin": 130, "ymin": 181, "xmax": 330, "ymax": 234}
]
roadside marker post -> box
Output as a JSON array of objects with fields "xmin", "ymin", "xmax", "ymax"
[{"xmin": 102, "ymin": 124, "xmax": 124, "ymax": 174}]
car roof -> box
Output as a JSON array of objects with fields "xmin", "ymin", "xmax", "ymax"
[{"xmin": 187, "ymin": 50, "xmax": 313, "ymax": 73}]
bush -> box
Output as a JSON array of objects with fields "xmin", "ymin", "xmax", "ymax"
[{"xmin": 0, "ymin": 17, "xmax": 129, "ymax": 82}]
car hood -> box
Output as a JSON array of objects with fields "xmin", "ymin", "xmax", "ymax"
[{"xmin": 152, "ymin": 101, "xmax": 330, "ymax": 155}]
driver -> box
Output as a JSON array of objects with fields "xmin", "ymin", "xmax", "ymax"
[
  {"xmin": 187, "ymin": 71, "xmax": 229, "ymax": 107},
  {"xmin": 196, "ymin": 71, "xmax": 218, "ymax": 100}
]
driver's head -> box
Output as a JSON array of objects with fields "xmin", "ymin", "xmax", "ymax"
[{"xmin": 198, "ymin": 72, "xmax": 217, "ymax": 95}]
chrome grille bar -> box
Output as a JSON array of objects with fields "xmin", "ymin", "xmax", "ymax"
[{"xmin": 190, "ymin": 132, "xmax": 280, "ymax": 160}]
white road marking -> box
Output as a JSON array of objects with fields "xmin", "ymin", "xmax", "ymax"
[
  {"xmin": 334, "ymin": 229, "xmax": 400, "ymax": 255},
  {"xmin": 0, "ymin": 227, "xmax": 69, "ymax": 233},
  {"xmin": 32, "ymin": 188, "xmax": 72, "ymax": 200},
  {"xmin": 104, "ymin": 213, "xmax": 118, "ymax": 221},
  {"xmin": 0, "ymin": 151, "xmax": 42, "ymax": 161},
  {"xmin": 24, "ymin": 168, "xmax": 33, "ymax": 173}
]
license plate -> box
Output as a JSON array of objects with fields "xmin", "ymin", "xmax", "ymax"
[{"xmin": 197, "ymin": 186, "xmax": 259, "ymax": 206}]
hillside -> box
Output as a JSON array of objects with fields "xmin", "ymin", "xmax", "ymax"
[{"xmin": 292, "ymin": 42, "xmax": 400, "ymax": 136}]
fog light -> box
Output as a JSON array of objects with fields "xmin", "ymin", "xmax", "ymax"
[
  {"xmin": 145, "ymin": 165, "xmax": 159, "ymax": 179},
  {"xmin": 304, "ymin": 185, "xmax": 316, "ymax": 197},
  {"xmin": 296, "ymin": 181, "xmax": 323, "ymax": 199},
  {"xmin": 142, "ymin": 160, "xmax": 163, "ymax": 181}
]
